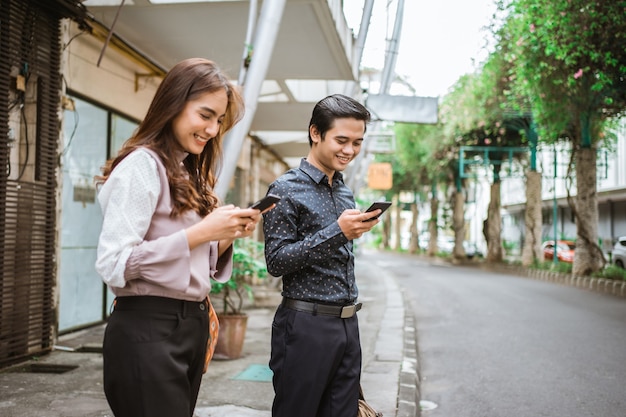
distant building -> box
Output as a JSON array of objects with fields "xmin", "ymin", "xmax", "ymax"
[{"xmin": 500, "ymin": 119, "xmax": 626, "ymax": 255}]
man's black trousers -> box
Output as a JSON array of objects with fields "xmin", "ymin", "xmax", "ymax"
[{"xmin": 270, "ymin": 304, "xmax": 362, "ymax": 417}]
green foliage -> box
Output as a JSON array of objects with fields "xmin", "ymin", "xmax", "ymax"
[
  {"xmin": 530, "ymin": 260, "xmax": 573, "ymax": 274},
  {"xmin": 387, "ymin": 121, "xmax": 457, "ymax": 200},
  {"xmin": 502, "ymin": 0, "xmax": 626, "ymax": 145},
  {"xmin": 439, "ymin": 56, "xmax": 531, "ymax": 185},
  {"xmin": 388, "ymin": 123, "xmax": 439, "ymax": 190},
  {"xmin": 552, "ymin": 261, "xmax": 573, "ymax": 274},
  {"xmin": 441, "ymin": 55, "xmax": 530, "ymax": 148},
  {"xmin": 592, "ymin": 265, "xmax": 626, "ymax": 281},
  {"xmin": 368, "ymin": 233, "xmax": 383, "ymax": 249},
  {"xmin": 502, "ymin": 239, "xmax": 520, "ymax": 253},
  {"xmin": 530, "ymin": 259, "xmax": 626, "ymax": 279},
  {"xmin": 210, "ymin": 239, "xmax": 268, "ymax": 315},
  {"xmin": 355, "ymin": 219, "xmax": 384, "ymax": 249},
  {"xmin": 440, "ymin": 74, "xmax": 482, "ymax": 137}
]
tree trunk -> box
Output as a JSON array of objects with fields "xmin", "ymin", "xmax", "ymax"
[
  {"xmin": 427, "ymin": 197, "xmax": 439, "ymax": 257},
  {"xmin": 452, "ymin": 189, "xmax": 466, "ymax": 260},
  {"xmin": 382, "ymin": 209, "xmax": 391, "ymax": 249},
  {"xmin": 394, "ymin": 203, "xmax": 402, "ymax": 251},
  {"xmin": 486, "ymin": 181, "xmax": 503, "ymax": 262},
  {"xmin": 521, "ymin": 170, "xmax": 543, "ymax": 266},
  {"xmin": 573, "ymin": 148, "xmax": 603, "ymax": 275},
  {"xmin": 409, "ymin": 202, "xmax": 419, "ymax": 254}
]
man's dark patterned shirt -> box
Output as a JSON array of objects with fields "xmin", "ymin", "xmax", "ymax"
[{"xmin": 262, "ymin": 158, "xmax": 357, "ymax": 304}]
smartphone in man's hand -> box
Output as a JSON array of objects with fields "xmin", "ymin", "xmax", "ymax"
[
  {"xmin": 249, "ymin": 194, "xmax": 281, "ymax": 212},
  {"xmin": 362, "ymin": 201, "xmax": 392, "ymax": 222}
]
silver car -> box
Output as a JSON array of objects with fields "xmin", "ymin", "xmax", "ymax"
[{"xmin": 612, "ymin": 236, "xmax": 626, "ymax": 268}]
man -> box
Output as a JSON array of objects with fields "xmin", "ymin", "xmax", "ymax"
[{"xmin": 262, "ymin": 94, "xmax": 381, "ymax": 417}]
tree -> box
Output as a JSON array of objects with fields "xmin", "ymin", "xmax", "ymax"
[
  {"xmin": 442, "ymin": 62, "xmax": 529, "ymax": 263},
  {"xmin": 504, "ymin": 0, "xmax": 626, "ymax": 275},
  {"xmin": 389, "ymin": 123, "xmax": 444, "ymax": 254}
]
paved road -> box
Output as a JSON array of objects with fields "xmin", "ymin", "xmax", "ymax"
[{"xmin": 369, "ymin": 251, "xmax": 626, "ymax": 417}]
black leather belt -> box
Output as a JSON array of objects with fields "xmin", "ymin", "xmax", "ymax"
[
  {"xmin": 282, "ymin": 298, "xmax": 362, "ymax": 319},
  {"xmin": 114, "ymin": 296, "xmax": 208, "ymax": 314}
]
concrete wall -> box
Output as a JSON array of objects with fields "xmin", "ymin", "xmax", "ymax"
[
  {"xmin": 62, "ymin": 20, "xmax": 158, "ymax": 121},
  {"xmin": 55, "ymin": 20, "xmax": 289, "ymax": 331}
]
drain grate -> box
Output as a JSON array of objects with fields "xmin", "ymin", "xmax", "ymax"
[
  {"xmin": 54, "ymin": 343, "xmax": 103, "ymax": 353},
  {"xmin": 75, "ymin": 344, "xmax": 103, "ymax": 353},
  {"xmin": 8, "ymin": 363, "xmax": 79, "ymax": 374},
  {"xmin": 233, "ymin": 364, "xmax": 273, "ymax": 382}
]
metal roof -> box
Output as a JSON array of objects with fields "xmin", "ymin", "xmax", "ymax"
[{"xmin": 84, "ymin": 0, "xmax": 362, "ymax": 167}]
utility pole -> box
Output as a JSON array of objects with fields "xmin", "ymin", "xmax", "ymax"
[
  {"xmin": 347, "ymin": 0, "xmax": 405, "ymax": 194},
  {"xmin": 215, "ymin": 0, "xmax": 286, "ymax": 200}
]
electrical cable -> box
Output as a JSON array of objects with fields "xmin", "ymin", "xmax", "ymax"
[
  {"xmin": 17, "ymin": 103, "xmax": 29, "ymax": 181},
  {"xmin": 61, "ymin": 105, "xmax": 79, "ymax": 157},
  {"xmin": 62, "ymin": 29, "xmax": 87, "ymax": 51}
]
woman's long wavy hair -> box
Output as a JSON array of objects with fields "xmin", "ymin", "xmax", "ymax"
[{"xmin": 96, "ymin": 58, "xmax": 244, "ymax": 217}]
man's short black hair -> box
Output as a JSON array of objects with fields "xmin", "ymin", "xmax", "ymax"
[{"xmin": 308, "ymin": 94, "xmax": 371, "ymax": 146}]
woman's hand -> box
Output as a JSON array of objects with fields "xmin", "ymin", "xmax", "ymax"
[{"xmin": 186, "ymin": 205, "xmax": 261, "ymax": 250}]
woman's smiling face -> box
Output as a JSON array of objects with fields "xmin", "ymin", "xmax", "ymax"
[{"xmin": 171, "ymin": 89, "xmax": 228, "ymax": 155}]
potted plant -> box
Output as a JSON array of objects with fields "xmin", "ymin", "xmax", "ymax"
[{"xmin": 210, "ymin": 238, "xmax": 268, "ymax": 359}]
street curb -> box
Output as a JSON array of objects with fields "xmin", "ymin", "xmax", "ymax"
[
  {"xmin": 487, "ymin": 264, "xmax": 626, "ymax": 298},
  {"xmin": 421, "ymin": 252, "xmax": 626, "ymax": 299},
  {"xmin": 397, "ymin": 294, "xmax": 420, "ymax": 417},
  {"xmin": 360, "ymin": 253, "xmax": 420, "ymax": 417}
]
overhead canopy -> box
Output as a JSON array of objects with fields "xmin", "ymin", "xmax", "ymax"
[
  {"xmin": 366, "ymin": 94, "xmax": 439, "ymax": 124},
  {"xmin": 83, "ymin": 0, "xmax": 360, "ymax": 167}
]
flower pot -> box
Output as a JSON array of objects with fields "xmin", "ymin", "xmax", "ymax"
[{"xmin": 214, "ymin": 313, "xmax": 248, "ymax": 360}]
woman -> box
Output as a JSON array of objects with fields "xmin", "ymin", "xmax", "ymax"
[{"xmin": 95, "ymin": 58, "xmax": 261, "ymax": 417}]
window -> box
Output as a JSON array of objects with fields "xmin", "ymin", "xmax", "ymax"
[{"xmin": 58, "ymin": 95, "xmax": 138, "ymax": 332}]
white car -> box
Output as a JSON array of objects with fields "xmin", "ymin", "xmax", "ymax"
[{"xmin": 612, "ymin": 236, "xmax": 626, "ymax": 268}]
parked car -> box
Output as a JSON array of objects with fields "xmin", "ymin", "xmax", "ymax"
[
  {"xmin": 542, "ymin": 240, "xmax": 576, "ymax": 263},
  {"xmin": 612, "ymin": 236, "xmax": 626, "ymax": 268}
]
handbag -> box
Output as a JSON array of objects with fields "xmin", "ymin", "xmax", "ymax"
[
  {"xmin": 202, "ymin": 297, "xmax": 220, "ymax": 373},
  {"xmin": 358, "ymin": 385, "xmax": 383, "ymax": 417}
]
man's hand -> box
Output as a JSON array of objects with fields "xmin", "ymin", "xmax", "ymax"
[{"xmin": 337, "ymin": 209, "xmax": 380, "ymax": 240}]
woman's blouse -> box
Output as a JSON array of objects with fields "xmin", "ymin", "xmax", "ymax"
[{"xmin": 95, "ymin": 148, "xmax": 232, "ymax": 301}]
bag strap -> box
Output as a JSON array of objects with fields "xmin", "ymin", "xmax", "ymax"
[{"xmin": 359, "ymin": 385, "xmax": 384, "ymax": 417}]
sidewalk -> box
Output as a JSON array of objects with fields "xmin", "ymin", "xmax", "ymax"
[{"xmin": 0, "ymin": 249, "xmax": 418, "ymax": 417}]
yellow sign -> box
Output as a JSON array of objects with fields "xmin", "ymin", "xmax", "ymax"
[{"xmin": 367, "ymin": 163, "xmax": 393, "ymax": 190}]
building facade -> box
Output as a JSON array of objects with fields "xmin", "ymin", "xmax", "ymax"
[
  {"xmin": 2, "ymin": 0, "xmax": 355, "ymax": 367},
  {"xmin": 500, "ymin": 120, "xmax": 626, "ymax": 257}
]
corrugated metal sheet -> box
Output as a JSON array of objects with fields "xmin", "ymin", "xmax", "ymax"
[{"xmin": 0, "ymin": 0, "xmax": 71, "ymax": 368}]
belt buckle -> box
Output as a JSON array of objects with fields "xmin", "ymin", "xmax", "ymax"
[{"xmin": 340, "ymin": 304, "xmax": 356, "ymax": 319}]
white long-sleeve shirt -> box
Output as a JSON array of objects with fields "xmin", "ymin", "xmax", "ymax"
[{"xmin": 95, "ymin": 148, "xmax": 232, "ymax": 301}]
